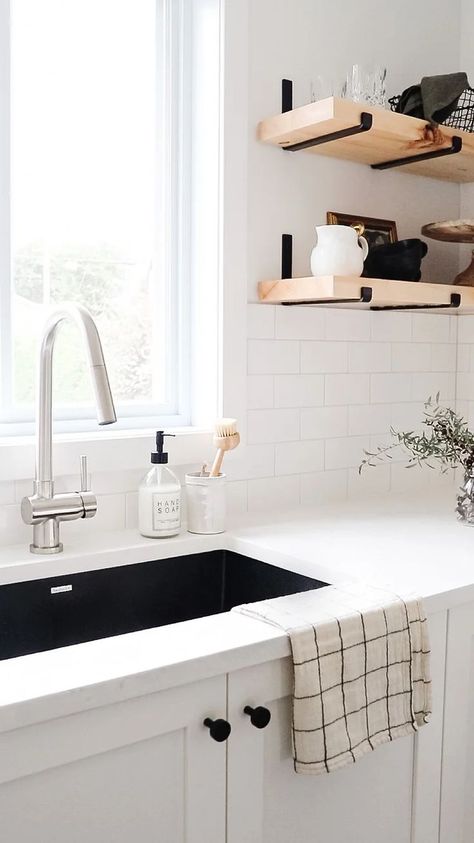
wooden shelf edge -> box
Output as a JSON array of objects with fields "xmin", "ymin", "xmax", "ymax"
[
  {"xmin": 258, "ymin": 276, "xmax": 474, "ymax": 311},
  {"xmin": 257, "ymin": 97, "xmax": 474, "ymax": 183}
]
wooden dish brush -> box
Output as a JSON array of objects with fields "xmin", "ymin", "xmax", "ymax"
[{"xmin": 209, "ymin": 418, "xmax": 240, "ymax": 477}]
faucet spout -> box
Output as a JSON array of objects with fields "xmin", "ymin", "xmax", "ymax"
[
  {"xmin": 36, "ymin": 303, "xmax": 116, "ymax": 491},
  {"xmin": 22, "ymin": 302, "xmax": 116, "ymax": 554}
]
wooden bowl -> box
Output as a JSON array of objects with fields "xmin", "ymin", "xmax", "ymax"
[{"xmin": 421, "ymin": 219, "xmax": 474, "ymax": 243}]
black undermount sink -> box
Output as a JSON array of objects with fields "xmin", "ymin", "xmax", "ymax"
[{"xmin": 0, "ymin": 550, "xmax": 328, "ymax": 661}]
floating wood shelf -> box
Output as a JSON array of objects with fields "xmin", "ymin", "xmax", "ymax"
[
  {"xmin": 258, "ymin": 96, "xmax": 474, "ymax": 182},
  {"xmin": 258, "ymin": 276, "xmax": 474, "ymax": 311}
]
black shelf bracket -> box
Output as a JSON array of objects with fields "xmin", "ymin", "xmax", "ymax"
[
  {"xmin": 371, "ymin": 293, "xmax": 461, "ymax": 311},
  {"xmin": 281, "ymin": 233, "xmax": 293, "ymax": 279},
  {"xmin": 281, "ymin": 78, "xmax": 294, "ymax": 114},
  {"xmin": 280, "ymin": 79, "xmax": 463, "ymax": 170},
  {"xmin": 371, "ymin": 135, "xmax": 462, "ymax": 170},
  {"xmin": 282, "ymin": 287, "xmax": 373, "ymax": 307},
  {"xmin": 280, "ymin": 79, "xmax": 373, "ymax": 152}
]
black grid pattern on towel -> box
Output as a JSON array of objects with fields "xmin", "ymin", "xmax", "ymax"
[{"xmin": 292, "ymin": 610, "xmax": 431, "ymax": 768}]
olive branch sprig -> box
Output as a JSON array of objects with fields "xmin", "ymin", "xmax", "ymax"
[{"xmin": 359, "ymin": 394, "xmax": 474, "ymax": 475}]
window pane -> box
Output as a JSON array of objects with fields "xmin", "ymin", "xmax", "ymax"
[{"xmin": 11, "ymin": 0, "xmax": 168, "ymax": 414}]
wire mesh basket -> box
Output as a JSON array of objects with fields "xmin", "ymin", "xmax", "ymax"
[{"xmin": 389, "ymin": 88, "xmax": 474, "ymax": 133}]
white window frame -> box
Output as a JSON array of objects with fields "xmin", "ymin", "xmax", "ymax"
[
  {"xmin": 0, "ymin": 0, "xmax": 248, "ymax": 483},
  {"xmin": 0, "ymin": 0, "xmax": 203, "ymax": 436}
]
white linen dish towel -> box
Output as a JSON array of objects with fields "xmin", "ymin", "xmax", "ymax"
[{"xmin": 233, "ymin": 582, "xmax": 431, "ymax": 775}]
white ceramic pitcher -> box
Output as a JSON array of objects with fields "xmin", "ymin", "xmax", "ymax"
[{"xmin": 310, "ymin": 225, "xmax": 369, "ymax": 277}]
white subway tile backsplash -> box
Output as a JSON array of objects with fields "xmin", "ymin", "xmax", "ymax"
[
  {"xmin": 325, "ymin": 373, "xmax": 369, "ymax": 406},
  {"xmin": 67, "ymin": 493, "xmax": 126, "ymax": 537},
  {"xmin": 411, "ymin": 372, "xmax": 454, "ymax": 401},
  {"xmin": 89, "ymin": 469, "xmax": 143, "ymax": 496},
  {"xmin": 348, "ymin": 404, "xmax": 391, "ymax": 436},
  {"xmin": 325, "ymin": 309, "xmax": 371, "ymax": 342},
  {"xmin": 431, "ymin": 343, "xmax": 457, "ymax": 372},
  {"xmin": 370, "ymin": 373, "xmax": 411, "ymax": 404},
  {"xmin": 371, "ymin": 312, "xmax": 412, "ymax": 342},
  {"xmin": 325, "ymin": 436, "xmax": 369, "ymax": 470},
  {"xmin": 125, "ymin": 492, "xmax": 138, "ymax": 529},
  {"xmin": 301, "ymin": 341, "xmax": 348, "ymax": 373},
  {"xmin": 369, "ymin": 433, "xmax": 404, "ymax": 463},
  {"xmin": 274, "ymin": 374, "xmax": 324, "ymax": 408},
  {"xmin": 458, "ymin": 315, "xmax": 474, "ymax": 344},
  {"xmin": 275, "ymin": 306, "xmax": 325, "ymax": 340},
  {"xmin": 248, "ymin": 375, "xmax": 274, "ymax": 409},
  {"xmin": 390, "ymin": 401, "xmax": 425, "ymax": 431},
  {"xmin": 348, "ymin": 342, "xmax": 391, "ymax": 373},
  {"xmin": 226, "ymin": 480, "xmax": 248, "ymax": 514},
  {"xmin": 390, "ymin": 463, "xmax": 454, "ymax": 494},
  {"xmin": 247, "ymin": 303, "xmax": 275, "ymax": 338},
  {"xmin": 225, "ymin": 444, "xmax": 275, "ymax": 480},
  {"xmin": 248, "ymin": 340, "xmax": 299, "ymax": 374},
  {"xmin": 1, "ymin": 297, "xmax": 468, "ymax": 547},
  {"xmin": 0, "ymin": 482, "xmax": 16, "ymax": 506},
  {"xmin": 0, "ymin": 505, "xmax": 31, "ymax": 545},
  {"xmin": 467, "ymin": 401, "xmax": 474, "ymax": 428},
  {"xmin": 300, "ymin": 469, "xmax": 347, "ymax": 505},
  {"xmin": 301, "ymin": 406, "xmax": 348, "ymax": 440},
  {"xmin": 391, "ymin": 343, "xmax": 431, "ymax": 373},
  {"xmin": 456, "ymin": 372, "xmax": 474, "ymax": 401},
  {"xmin": 349, "ymin": 464, "xmax": 390, "ymax": 497},
  {"xmin": 247, "ymin": 408, "xmax": 300, "ymax": 444},
  {"xmin": 411, "ymin": 313, "xmax": 453, "ymax": 343},
  {"xmin": 456, "ymin": 400, "xmax": 469, "ymax": 422},
  {"xmin": 247, "ymin": 474, "xmax": 300, "ymax": 513},
  {"xmin": 457, "ymin": 344, "xmax": 470, "ymax": 372},
  {"xmin": 275, "ymin": 440, "xmax": 324, "ymax": 475}
]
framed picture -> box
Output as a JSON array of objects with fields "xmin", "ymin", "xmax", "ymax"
[{"xmin": 327, "ymin": 211, "xmax": 398, "ymax": 249}]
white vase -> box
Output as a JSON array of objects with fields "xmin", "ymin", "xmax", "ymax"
[{"xmin": 310, "ymin": 224, "xmax": 369, "ymax": 277}]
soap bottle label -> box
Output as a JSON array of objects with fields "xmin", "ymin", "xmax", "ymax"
[{"xmin": 152, "ymin": 492, "xmax": 181, "ymax": 531}]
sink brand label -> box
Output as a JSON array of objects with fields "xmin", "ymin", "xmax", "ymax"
[{"xmin": 152, "ymin": 493, "xmax": 180, "ymax": 531}]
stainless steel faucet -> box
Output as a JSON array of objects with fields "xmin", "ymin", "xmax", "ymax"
[{"xmin": 21, "ymin": 303, "xmax": 117, "ymax": 554}]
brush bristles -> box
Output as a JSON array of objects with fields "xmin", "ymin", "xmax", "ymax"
[{"xmin": 214, "ymin": 417, "xmax": 237, "ymax": 438}]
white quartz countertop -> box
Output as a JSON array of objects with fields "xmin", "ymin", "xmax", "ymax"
[{"xmin": 1, "ymin": 491, "xmax": 473, "ymax": 731}]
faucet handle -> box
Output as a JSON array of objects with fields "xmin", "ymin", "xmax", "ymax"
[
  {"xmin": 78, "ymin": 455, "xmax": 97, "ymax": 519},
  {"xmin": 80, "ymin": 455, "xmax": 89, "ymax": 492}
]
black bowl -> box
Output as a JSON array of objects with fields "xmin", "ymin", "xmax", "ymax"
[{"xmin": 363, "ymin": 238, "xmax": 428, "ymax": 282}]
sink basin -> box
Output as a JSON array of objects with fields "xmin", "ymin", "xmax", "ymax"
[{"xmin": 0, "ymin": 550, "xmax": 327, "ymax": 660}]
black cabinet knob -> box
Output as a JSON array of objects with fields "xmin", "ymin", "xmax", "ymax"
[
  {"xmin": 203, "ymin": 717, "xmax": 231, "ymax": 742},
  {"xmin": 243, "ymin": 705, "xmax": 271, "ymax": 729}
]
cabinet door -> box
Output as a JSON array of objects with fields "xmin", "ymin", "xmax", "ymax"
[
  {"xmin": 439, "ymin": 601, "xmax": 474, "ymax": 843},
  {"xmin": 0, "ymin": 675, "xmax": 227, "ymax": 843},
  {"xmin": 228, "ymin": 612, "xmax": 447, "ymax": 843}
]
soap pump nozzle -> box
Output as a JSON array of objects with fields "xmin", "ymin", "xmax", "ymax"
[{"xmin": 151, "ymin": 430, "xmax": 175, "ymax": 464}]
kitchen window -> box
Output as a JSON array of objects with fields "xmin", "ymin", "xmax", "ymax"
[{"xmin": 0, "ymin": 0, "xmax": 221, "ymax": 436}]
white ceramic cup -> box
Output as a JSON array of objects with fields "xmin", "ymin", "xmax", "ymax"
[{"xmin": 185, "ymin": 472, "xmax": 226, "ymax": 535}]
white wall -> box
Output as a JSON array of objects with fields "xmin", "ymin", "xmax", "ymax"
[
  {"xmin": 248, "ymin": 0, "xmax": 461, "ymax": 291},
  {"xmin": 0, "ymin": 0, "xmax": 469, "ymax": 547},
  {"xmin": 233, "ymin": 0, "xmax": 463, "ymax": 512}
]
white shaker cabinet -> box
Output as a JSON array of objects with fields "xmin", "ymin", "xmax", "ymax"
[
  {"xmin": 0, "ymin": 675, "xmax": 227, "ymax": 843},
  {"xmin": 439, "ymin": 600, "xmax": 474, "ymax": 843},
  {"xmin": 227, "ymin": 610, "xmax": 448, "ymax": 843},
  {"xmin": 0, "ymin": 609, "xmax": 450, "ymax": 843}
]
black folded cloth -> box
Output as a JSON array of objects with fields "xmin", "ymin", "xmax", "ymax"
[{"xmin": 395, "ymin": 72, "xmax": 468, "ymax": 124}]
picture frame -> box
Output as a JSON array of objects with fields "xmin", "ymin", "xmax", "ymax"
[{"xmin": 327, "ymin": 211, "xmax": 398, "ymax": 250}]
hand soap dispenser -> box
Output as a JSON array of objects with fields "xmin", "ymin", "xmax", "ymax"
[{"xmin": 138, "ymin": 431, "xmax": 181, "ymax": 538}]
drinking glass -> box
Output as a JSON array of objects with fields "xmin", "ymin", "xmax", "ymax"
[
  {"xmin": 343, "ymin": 64, "xmax": 387, "ymax": 108},
  {"xmin": 310, "ymin": 74, "xmax": 343, "ymax": 103}
]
